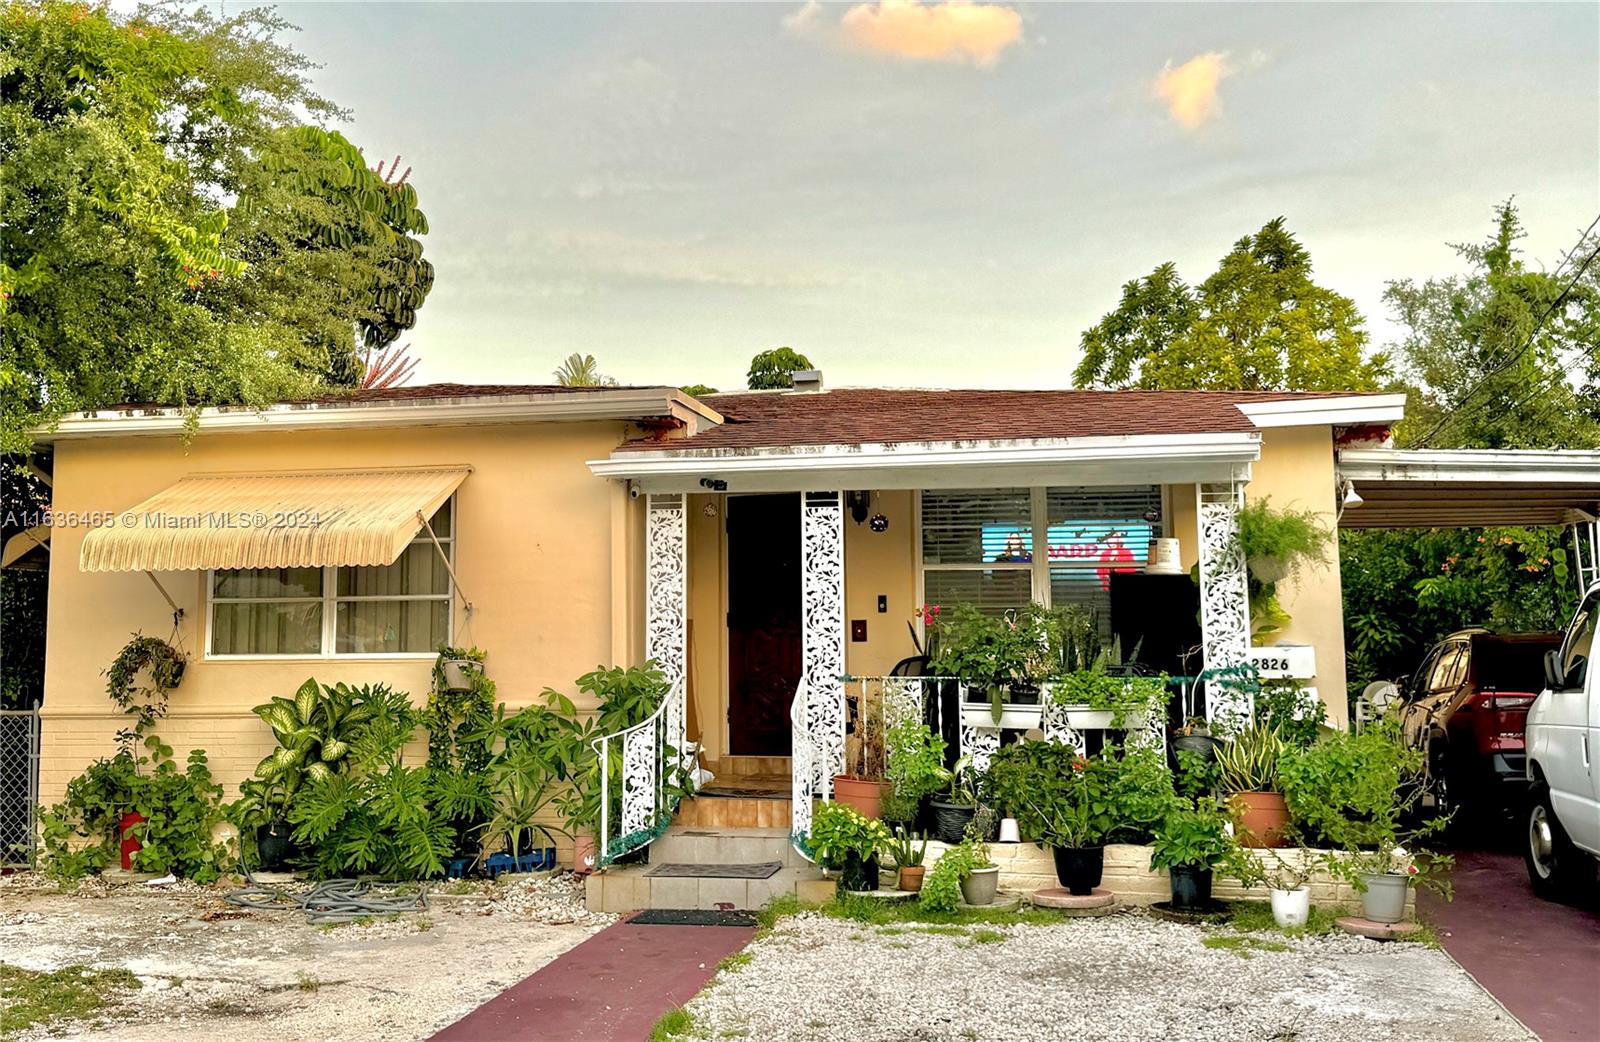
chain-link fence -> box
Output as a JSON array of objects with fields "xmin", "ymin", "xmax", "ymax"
[{"xmin": 0, "ymin": 704, "xmax": 40, "ymax": 867}]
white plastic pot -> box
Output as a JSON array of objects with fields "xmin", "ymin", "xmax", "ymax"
[
  {"xmin": 1270, "ymin": 886, "xmax": 1310, "ymax": 928},
  {"xmin": 1360, "ymin": 873, "xmax": 1409, "ymax": 924}
]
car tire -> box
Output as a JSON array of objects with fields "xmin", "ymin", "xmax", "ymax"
[
  {"xmin": 1524, "ymin": 782, "xmax": 1591, "ymax": 899},
  {"xmin": 1426, "ymin": 739, "xmax": 1456, "ymax": 825}
]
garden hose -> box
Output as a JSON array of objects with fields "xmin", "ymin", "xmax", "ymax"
[{"xmin": 224, "ymin": 873, "xmax": 430, "ymax": 924}]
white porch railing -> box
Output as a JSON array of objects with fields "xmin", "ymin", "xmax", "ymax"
[{"xmin": 593, "ymin": 678, "xmax": 687, "ymax": 868}]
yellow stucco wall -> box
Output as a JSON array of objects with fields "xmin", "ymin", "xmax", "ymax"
[
  {"xmin": 40, "ymin": 421, "xmax": 643, "ymax": 809},
  {"xmin": 1247, "ymin": 426, "xmax": 1348, "ymax": 728}
]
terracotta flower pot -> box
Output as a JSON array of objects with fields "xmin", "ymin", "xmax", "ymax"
[
  {"xmin": 572, "ymin": 831, "xmax": 598, "ymax": 874},
  {"xmin": 832, "ymin": 776, "xmax": 890, "ymax": 820},
  {"xmin": 1231, "ymin": 792, "xmax": 1290, "ymax": 848},
  {"xmin": 898, "ymin": 865, "xmax": 925, "ymax": 892}
]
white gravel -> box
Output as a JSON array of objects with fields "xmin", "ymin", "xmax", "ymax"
[
  {"xmin": 681, "ymin": 911, "xmax": 1535, "ymax": 1042},
  {"xmin": 0, "ymin": 871, "xmax": 613, "ymax": 1041}
]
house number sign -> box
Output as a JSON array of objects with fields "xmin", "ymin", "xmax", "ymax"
[{"xmin": 1246, "ymin": 644, "xmax": 1316, "ymax": 680}]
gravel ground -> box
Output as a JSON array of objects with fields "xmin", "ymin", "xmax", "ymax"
[
  {"xmin": 0, "ymin": 871, "xmax": 613, "ymax": 1042},
  {"xmin": 683, "ymin": 911, "xmax": 1536, "ymax": 1042}
]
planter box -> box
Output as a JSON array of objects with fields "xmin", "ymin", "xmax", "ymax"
[{"xmin": 958, "ymin": 703, "xmax": 1043, "ymax": 729}]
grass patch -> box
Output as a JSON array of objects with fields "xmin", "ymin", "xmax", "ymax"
[
  {"xmin": 1225, "ymin": 901, "xmax": 1342, "ymax": 938},
  {"xmin": 1202, "ymin": 935, "xmax": 1291, "ymax": 959},
  {"xmin": 648, "ymin": 1005, "xmax": 695, "ymax": 1041},
  {"xmin": 1, "ymin": 964, "xmax": 142, "ymax": 1038},
  {"xmin": 294, "ymin": 972, "xmax": 322, "ymax": 993},
  {"xmin": 715, "ymin": 952, "xmax": 752, "ymax": 975},
  {"xmin": 966, "ymin": 928, "xmax": 1006, "ymax": 945}
]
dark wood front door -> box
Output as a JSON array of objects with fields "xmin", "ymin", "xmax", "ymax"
[{"xmin": 727, "ymin": 493, "xmax": 800, "ymax": 756}]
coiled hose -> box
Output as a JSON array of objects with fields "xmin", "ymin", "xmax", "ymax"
[{"xmin": 225, "ymin": 874, "xmax": 429, "ymax": 924}]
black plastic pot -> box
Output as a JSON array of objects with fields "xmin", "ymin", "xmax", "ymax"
[
  {"xmin": 1051, "ymin": 845, "xmax": 1105, "ymax": 896},
  {"xmin": 1172, "ymin": 734, "xmax": 1222, "ymax": 762},
  {"xmin": 838, "ymin": 851, "xmax": 880, "ymax": 892},
  {"xmin": 1168, "ymin": 865, "xmax": 1214, "ymax": 910},
  {"xmin": 930, "ymin": 800, "xmax": 977, "ymax": 845},
  {"xmin": 256, "ymin": 818, "xmax": 296, "ymax": 872}
]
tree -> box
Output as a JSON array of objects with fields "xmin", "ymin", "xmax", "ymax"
[
  {"xmin": 553, "ymin": 353, "xmax": 617, "ymax": 387},
  {"xmin": 1073, "ymin": 219, "xmax": 1387, "ymax": 392},
  {"xmin": 679, "ymin": 384, "xmax": 718, "ymax": 398},
  {"xmin": 0, "ymin": 2, "xmax": 435, "ymax": 451},
  {"xmin": 747, "ymin": 347, "xmax": 814, "ymax": 390},
  {"xmin": 1385, "ymin": 201, "xmax": 1600, "ymax": 450}
]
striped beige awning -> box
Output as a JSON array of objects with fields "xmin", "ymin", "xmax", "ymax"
[{"xmin": 80, "ymin": 466, "xmax": 471, "ymax": 572}]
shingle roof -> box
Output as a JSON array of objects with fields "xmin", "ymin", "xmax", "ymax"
[
  {"xmin": 620, "ymin": 388, "xmax": 1384, "ymax": 452},
  {"xmin": 292, "ymin": 383, "xmax": 662, "ymax": 403}
]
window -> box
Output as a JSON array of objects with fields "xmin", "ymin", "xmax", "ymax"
[
  {"xmin": 919, "ymin": 486, "xmax": 1163, "ymax": 623},
  {"xmin": 1559, "ymin": 589, "xmax": 1597, "ymax": 689},
  {"xmin": 209, "ymin": 502, "xmax": 453, "ymax": 656}
]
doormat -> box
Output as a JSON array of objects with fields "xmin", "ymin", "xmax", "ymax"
[
  {"xmin": 645, "ymin": 862, "xmax": 784, "ymax": 879},
  {"xmin": 630, "ymin": 909, "xmax": 759, "ymax": 927}
]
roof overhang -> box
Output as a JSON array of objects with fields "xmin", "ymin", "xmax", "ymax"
[
  {"xmin": 591, "ymin": 432, "xmax": 1260, "ymax": 493},
  {"xmin": 1338, "ymin": 448, "xmax": 1600, "ymax": 528},
  {"xmin": 35, "ymin": 388, "xmax": 721, "ymax": 443},
  {"xmin": 1236, "ymin": 393, "xmax": 1407, "ymax": 429}
]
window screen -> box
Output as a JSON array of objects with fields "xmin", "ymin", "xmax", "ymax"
[{"xmin": 920, "ymin": 489, "xmax": 1034, "ymax": 616}]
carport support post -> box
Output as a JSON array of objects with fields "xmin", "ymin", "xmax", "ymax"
[{"xmin": 1198, "ymin": 481, "xmax": 1252, "ymax": 733}]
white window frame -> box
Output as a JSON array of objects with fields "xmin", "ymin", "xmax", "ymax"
[
  {"xmin": 205, "ymin": 502, "xmax": 455, "ymax": 660},
  {"xmin": 915, "ymin": 485, "xmax": 1164, "ymax": 620}
]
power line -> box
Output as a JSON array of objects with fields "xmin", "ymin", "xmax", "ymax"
[{"xmin": 1413, "ymin": 215, "xmax": 1600, "ymax": 447}]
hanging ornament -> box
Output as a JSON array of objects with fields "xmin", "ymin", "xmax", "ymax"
[{"xmin": 869, "ymin": 513, "xmax": 889, "ymax": 533}]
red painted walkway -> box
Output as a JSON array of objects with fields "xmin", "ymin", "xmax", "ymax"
[
  {"xmin": 429, "ymin": 918, "xmax": 755, "ymax": 1042},
  {"xmin": 1419, "ymin": 848, "xmax": 1600, "ymax": 1042}
]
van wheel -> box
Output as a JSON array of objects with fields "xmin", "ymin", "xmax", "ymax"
[{"xmin": 1524, "ymin": 783, "xmax": 1586, "ymax": 899}]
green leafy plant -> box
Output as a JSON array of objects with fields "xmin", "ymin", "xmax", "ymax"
[
  {"xmin": 1216, "ymin": 722, "xmax": 1284, "ymax": 794},
  {"xmin": 930, "ymin": 605, "xmax": 1033, "ymax": 719},
  {"xmin": 882, "ymin": 827, "xmax": 927, "ymax": 870},
  {"xmin": 249, "ymin": 679, "xmax": 407, "ymax": 802},
  {"xmin": 810, "ymin": 802, "xmax": 892, "ymax": 868},
  {"xmin": 1149, "ymin": 801, "xmax": 1234, "ymax": 872},
  {"xmin": 426, "ymin": 647, "xmax": 496, "ymax": 774},
  {"xmin": 1222, "ymin": 842, "xmax": 1316, "ymax": 893},
  {"xmin": 1255, "ymin": 679, "xmax": 1327, "ymax": 748},
  {"xmin": 103, "ymin": 634, "xmax": 185, "ymax": 753},
  {"xmin": 1173, "ymin": 748, "xmax": 1221, "ymax": 802},
  {"xmin": 934, "ymin": 754, "xmax": 979, "ymax": 808},
  {"xmin": 918, "ymin": 831, "xmax": 994, "ymax": 914},
  {"xmin": 884, "ymin": 719, "xmax": 946, "ymax": 803},
  {"xmin": 1237, "ymin": 497, "xmax": 1330, "ymax": 638},
  {"xmin": 288, "ymin": 751, "xmax": 456, "ymax": 881}
]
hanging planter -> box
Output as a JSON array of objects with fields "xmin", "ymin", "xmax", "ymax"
[{"xmin": 440, "ymin": 657, "xmax": 480, "ymax": 693}]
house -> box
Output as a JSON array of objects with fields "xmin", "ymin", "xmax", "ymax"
[{"xmin": 33, "ymin": 380, "xmax": 1409, "ymax": 868}]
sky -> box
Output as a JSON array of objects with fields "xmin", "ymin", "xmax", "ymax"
[{"xmin": 270, "ymin": 1, "xmax": 1598, "ymax": 391}]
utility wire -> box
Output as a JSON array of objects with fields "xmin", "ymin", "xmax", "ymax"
[{"xmin": 1413, "ymin": 216, "xmax": 1600, "ymax": 448}]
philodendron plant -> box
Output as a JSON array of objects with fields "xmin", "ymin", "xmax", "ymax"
[{"xmin": 250, "ymin": 678, "xmax": 407, "ymax": 801}]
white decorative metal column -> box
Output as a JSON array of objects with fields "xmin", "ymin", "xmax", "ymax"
[
  {"xmin": 643, "ymin": 492, "xmax": 687, "ymax": 788},
  {"xmin": 1197, "ymin": 481, "xmax": 1252, "ymax": 732},
  {"xmin": 799, "ymin": 490, "xmax": 846, "ymax": 801}
]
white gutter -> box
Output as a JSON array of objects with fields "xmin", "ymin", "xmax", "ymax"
[
  {"xmin": 1338, "ymin": 447, "xmax": 1600, "ymax": 484},
  {"xmin": 590, "ymin": 432, "xmax": 1261, "ymax": 492},
  {"xmin": 35, "ymin": 388, "xmax": 721, "ymax": 442},
  {"xmin": 1236, "ymin": 393, "xmax": 1407, "ymax": 428}
]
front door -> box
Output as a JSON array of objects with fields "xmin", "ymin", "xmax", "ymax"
[{"xmin": 726, "ymin": 493, "xmax": 800, "ymax": 756}]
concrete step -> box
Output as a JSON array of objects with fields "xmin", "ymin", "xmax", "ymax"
[
  {"xmin": 651, "ymin": 826, "xmax": 807, "ymax": 867},
  {"xmin": 584, "ymin": 862, "xmax": 830, "ymax": 913}
]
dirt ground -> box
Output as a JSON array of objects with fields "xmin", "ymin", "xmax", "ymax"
[{"xmin": 0, "ymin": 871, "xmax": 614, "ymax": 1042}]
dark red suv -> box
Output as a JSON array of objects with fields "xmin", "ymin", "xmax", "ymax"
[{"xmin": 1398, "ymin": 629, "xmax": 1560, "ymax": 819}]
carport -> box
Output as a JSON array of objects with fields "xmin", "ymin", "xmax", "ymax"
[
  {"xmin": 1336, "ymin": 445, "xmax": 1600, "ymax": 1042},
  {"xmin": 1337, "ymin": 447, "xmax": 1600, "ymax": 593}
]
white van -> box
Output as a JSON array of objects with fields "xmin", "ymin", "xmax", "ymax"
[{"xmin": 1524, "ymin": 582, "xmax": 1600, "ymax": 898}]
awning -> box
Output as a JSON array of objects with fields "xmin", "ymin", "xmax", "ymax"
[{"xmin": 80, "ymin": 466, "xmax": 471, "ymax": 572}]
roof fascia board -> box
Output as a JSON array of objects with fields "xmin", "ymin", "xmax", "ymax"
[
  {"xmin": 38, "ymin": 389, "xmax": 715, "ymax": 442},
  {"xmin": 1338, "ymin": 447, "xmax": 1600, "ymax": 485},
  {"xmin": 1236, "ymin": 394, "xmax": 1407, "ymax": 428}
]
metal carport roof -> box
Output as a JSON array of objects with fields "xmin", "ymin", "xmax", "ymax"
[{"xmin": 1337, "ymin": 448, "xmax": 1600, "ymax": 529}]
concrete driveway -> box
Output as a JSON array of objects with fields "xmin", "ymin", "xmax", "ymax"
[{"xmin": 1419, "ymin": 847, "xmax": 1600, "ymax": 1042}]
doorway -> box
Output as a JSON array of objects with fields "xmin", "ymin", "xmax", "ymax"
[{"xmin": 726, "ymin": 493, "xmax": 800, "ymax": 757}]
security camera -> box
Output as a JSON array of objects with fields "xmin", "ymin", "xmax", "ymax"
[{"xmin": 628, "ymin": 482, "xmax": 642, "ymax": 500}]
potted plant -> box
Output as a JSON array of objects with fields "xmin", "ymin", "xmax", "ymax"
[
  {"xmin": 957, "ymin": 837, "xmax": 1000, "ymax": 906},
  {"xmin": 919, "ymin": 827, "xmax": 999, "ymax": 910},
  {"xmin": 436, "ymin": 645, "xmax": 486, "ymax": 693},
  {"xmin": 934, "ymin": 605, "xmax": 1034, "ymax": 725},
  {"xmin": 1236, "ymin": 498, "xmax": 1329, "ymax": 638},
  {"xmin": 1217, "ymin": 722, "xmax": 1289, "ymax": 848},
  {"xmin": 884, "ymin": 826, "xmax": 928, "ymax": 891},
  {"xmin": 882, "ymin": 718, "xmax": 946, "ymax": 830},
  {"xmin": 1173, "ymin": 718, "xmax": 1222, "ymax": 762},
  {"xmin": 811, "ymin": 801, "xmax": 893, "ymax": 893},
  {"xmin": 833, "ymin": 684, "xmax": 890, "ymax": 818},
  {"xmin": 928, "ymin": 755, "xmax": 980, "ymax": 844},
  {"xmin": 233, "ymin": 778, "xmax": 296, "ymax": 872},
  {"xmin": 992, "ymin": 739, "xmax": 1115, "ymax": 895},
  {"xmin": 1223, "ymin": 844, "xmax": 1316, "ymax": 927},
  {"xmin": 1149, "ymin": 801, "xmax": 1234, "ymax": 911}
]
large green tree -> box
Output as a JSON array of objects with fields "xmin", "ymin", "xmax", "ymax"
[
  {"xmin": 0, "ymin": 1, "xmax": 433, "ymax": 450},
  {"xmin": 1073, "ymin": 218, "xmax": 1387, "ymax": 391},
  {"xmin": 747, "ymin": 347, "xmax": 814, "ymax": 390},
  {"xmin": 1385, "ymin": 202, "xmax": 1600, "ymax": 449}
]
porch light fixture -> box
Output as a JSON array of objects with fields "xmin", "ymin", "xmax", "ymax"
[
  {"xmin": 698, "ymin": 477, "xmax": 728, "ymax": 492},
  {"xmin": 846, "ymin": 490, "xmax": 871, "ymax": 525}
]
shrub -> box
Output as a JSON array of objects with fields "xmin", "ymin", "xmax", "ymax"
[
  {"xmin": 1149, "ymin": 801, "xmax": 1234, "ymax": 872},
  {"xmin": 918, "ymin": 830, "xmax": 993, "ymax": 914}
]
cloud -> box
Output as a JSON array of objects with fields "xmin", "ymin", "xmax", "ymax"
[
  {"xmin": 1153, "ymin": 52, "xmax": 1233, "ymax": 130},
  {"xmin": 786, "ymin": 0, "xmax": 1023, "ymax": 69}
]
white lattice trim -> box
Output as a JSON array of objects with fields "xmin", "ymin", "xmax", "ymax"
[{"xmin": 1198, "ymin": 482, "xmax": 1252, "ymax": 733}]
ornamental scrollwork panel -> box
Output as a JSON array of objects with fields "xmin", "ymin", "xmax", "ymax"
[
  {"xmin": 801, "ymin": 493, "xmax": 846, "ymax": 792},
  {"xmin": 645, "ymin": 495, "xmax": 688, "ymax": 761},
  {"xmin": 620, "ymin": 724, "xmax": 657, "ymax": 836},
  {"xmin": 1198, "ymin": 484, "xmax": 1252, "ymax": 731}
]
